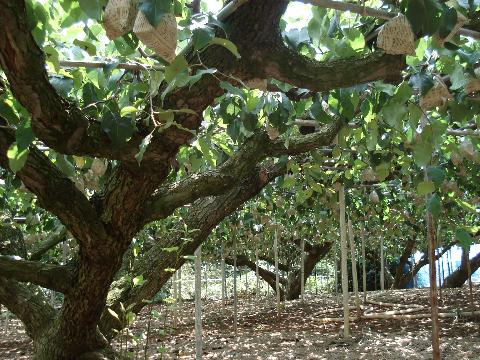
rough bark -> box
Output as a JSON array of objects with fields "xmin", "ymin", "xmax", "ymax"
[
  {"xmin": 0, "ymin": 226, "xmax": 56, "ymax": 340},
  {"xmin": 99, "ymin": 164, "xmax": 285, "ymax": 338}
]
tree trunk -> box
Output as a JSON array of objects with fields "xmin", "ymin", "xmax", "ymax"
[{"xmin": 392, "ymin": 237, "xmax": 416, "ymax": 289}]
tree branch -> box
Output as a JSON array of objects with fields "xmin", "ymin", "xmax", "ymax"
[
  {"xmin": 146, "ymin": 119, "xmax": 343, "ymax": 222},
  {"xmin": 29, "ymin": 226, "xmax": 68, "ymax": 261},
  {"xmin": 256, "ymin": 46, "xmax": 406, "ymax": 92},
  {"xmin": 0, "ymin": 255, "xmax": 72, "ymax": 293},
  {"xmin": 0, "ymin": 121, "xmax": 109, "ymax": 256},
  {"xmin": 0, "ymin": 277, "xmax": 56, "ymax": 339}
]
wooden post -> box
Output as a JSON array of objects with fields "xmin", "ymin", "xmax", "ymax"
[
  {"xmin": 437, "ymin": 225, "xmax": 443, "ymax": 302},
  {"xmin": 204, "ymin": 262, "xmax": 208, "ymax": 301},
  {"xmin": 334, "ymin": 240, "xmax": 338, "ymax": 300},
  {"xmin": 361, "ymin": 228, "xmax": 367, "ymax": 302},
  {"xmin": 425, "ymin": 169, "xmax": 440, "ymax": 360},
  {"xmin": 233, "ymin": 236, "xmax": 238, "ymax": 334},
  {"xmin": 300, "ymin": 238, "xmax": 305, "ymax": 301},
  {"xmin": 245, "ymin": 268, "xmax": 248, "ymax": 294},
  {"xmin": 348, "ymin": 218, "xmax": 361, "ymax": 316},
  {"xmin": 173, "ymin": 270, "xmax": 178, "ymax": 328},
  {"xmin": 274, "ymin": 227, "xmax": 281, "ymax": 318},
  {"xmin": 221, "ymin": 243, "xmax": 226, "ymax": 314},
  {"xmin": 194, "ymin": 245, "xmax": 203, "ymax": 360},
  {"xmin": 339, "ymin": 185, "xmax": 350, "ymax": 338},
  {"xmin": 380, "ymin": 236, "xmax": 385, "ymax": 291},
  {"xmin": 255, "ymin": 245, "xmax": 260, "ymax": 302}
]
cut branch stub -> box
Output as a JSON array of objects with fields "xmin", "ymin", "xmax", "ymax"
[
  {"xmin": 103, "ymin": 0, "xmax": 138, "ymax": 40},
  {"xmin": 377, "ymin": 14, "xmax": 415, "ymax": 56},
  {"xmin": 134, "ymin": 12, "xmax": 177, "ymax": 62},
  {"xmin": 420, "ymin": 79, "xmax": 453, "ymax": 110}
]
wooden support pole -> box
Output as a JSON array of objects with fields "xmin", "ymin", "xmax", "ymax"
[
  {"xmin": 334, "ymin": 240, "xmax": 338, "ymax": 299},
  {"xmin": 255, "ymin": 245, "xmax": 260, "ymax": 302},
  {"xmin": 425, "ymin": 170, "xmax": 441, "ymax": 360},
  {"xmin": 274, "ymin": 228, "xmax": 281, "ymax": 318},
  {"xmin": 233, "ymin": 236, "xmax": 238, "ymax": 334},
  {"xmin": 221, "ymin": 243, "xmax": 226, "ymax": 314},
  {"xmin": 173, "ymin": 270, "xmax": 178, "ymax": 328},
  {"xmin": 178, "ymin": 266, "xmax": 183, "ymax": 306},
  {"xmin": 348, "ymin": 218, "xmax": 361, "ymax": 316},
  {"xmin": 300, "ymin": 238, "xmax": 305, "ymax": 301},
  {"xmin": 380, "ymin": 236, "xmax": 385, "ymax": 291},
  {"xmin": 361, "ymin": 228, "xmax": 367, "ymax": 303},
  {"xmin": 194, "ymin": 245, "xmax": 203, "ymax": 360},
  {"xmin": 339, "ymin": 185, "xmax": 350, "ymax": 338}
]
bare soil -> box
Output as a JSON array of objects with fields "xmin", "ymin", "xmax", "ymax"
[{"xmin": 1, "ymin": 285, "xmax": 479, "ymax": 359}]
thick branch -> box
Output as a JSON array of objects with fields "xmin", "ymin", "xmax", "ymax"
[
  {"xmin": 257, "ymin": 46, "xmax": 406, "ymax": 92},
  {"xmin": 0, "ymin": 277, "xmax": 56, "ymax": 339},
  {"xmin": 0, "ymin": 122, "xmax": 108, "ymax": 256},
  {"xmin": 29, "ymin": 226, "xmax": 68, "ymax": 261},
  {"xmin": 0, "ymin": 255, "xmax": 72, "ymax": 293},
  {"xmin": 147, "ymin": 120, "xmax": 342, "ymax": 221}
]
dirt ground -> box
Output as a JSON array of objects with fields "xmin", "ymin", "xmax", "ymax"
[{"xmin": 1, "ymin": 285, "xmax": 479, "ymax": 359}]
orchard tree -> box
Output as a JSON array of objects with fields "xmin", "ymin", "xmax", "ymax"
[{"xmin": 0, "ymin": 0, "xmax": 479, "ymax": 359}]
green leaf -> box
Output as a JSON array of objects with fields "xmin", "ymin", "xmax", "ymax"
[
  {"xmin": 73, "ymin": 39, "xmax": 96, "ymax": 56},
  {"xmin": 426, "ymin": 166, "xmax": 445, "ymax": 186},
  {"xmin": 7, "ymin": 143, "xmax": 29, "ymax": 173},
  {"xmin": 120, "ymin": 106, "xmax": 138, "ymax": 117},
  {"xmin": 165, "ymin": 56, "xmax": 189, "ymax": 83},
  {"xmin": 456, "ymin": 228, "xmax": 474, "ymax": 249},
  {"xmin": 135, "ymin": 133, "xmax": 153, "ymax": 164},
  {"xmin": 417, "ymin": 180, "xmax": 435, "ymax": 195},
  {"xmin": 382, "ymin": 101, "xmax": 407, "ymax": 131},
  {"xmin": 310, "ymin": 102, "xmax": 332, "ymax": 123},
  {"xmin": 133, "ymin": 275, "xmax": 144, "ymax": 286},
  {"xmin": 426, "ymin": 193, "xmax": 441, "ymax": 217},
  {"xmin": 55, "ymin": 154, "xmax": 76, "ymax": 177},
  {"xmin": 78, "ymin": 0, "xmax": 106, "ymax": 20},
  {"xmin": 192, "ymin": 26, "xmax": 215, "ymax": 51},
  {"xmin": 101, "ymin": 108, "xmax": 135, "ymax": 148},
  {"xmin": 138, "ymin": 0, "xmax": 173, "ymax": 27},
  {"xmin": 0, "ymin": 101, "xmax": 20, "ymax": 125},
  {"xmin": 15, "ymin": 118, "xmax": 35, "ymax": 151},
  {"xmin": 405, "ymin": 0, "xmax": 443, "ymax": 35},
  {"xmin": 209, "ymin": 38, "xmax": 241, "ymax": 59},
  {"xmin": 412, "ymin": 142, "xmax": 433, "ymax": 167},
  {"xmin": 450, "ymin": 64, "xmax": 468, "ymax": 91}
]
